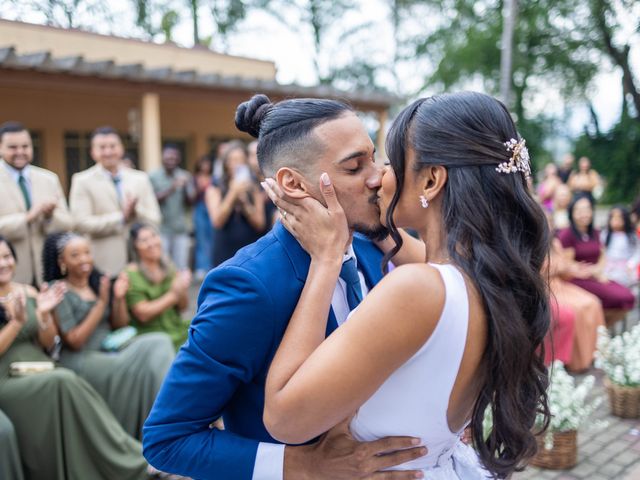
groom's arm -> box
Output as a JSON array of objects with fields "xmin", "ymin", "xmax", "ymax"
[{"xmin": 143, "ymin": 265, "xmax": 277, "ymax": 480}]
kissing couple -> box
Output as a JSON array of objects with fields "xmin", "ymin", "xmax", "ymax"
[{"xmin": 143, "ymin": 91, "xmax": 551, "ymax": 480}]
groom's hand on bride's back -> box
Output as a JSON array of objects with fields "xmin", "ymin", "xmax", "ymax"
[{"xmin": 283, "ymin": 416, "xmax": 427, "ymax": 479}]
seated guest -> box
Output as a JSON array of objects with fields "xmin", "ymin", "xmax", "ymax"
[
  {"xmin": 0, "ymin": 235, "xmax": 149, "ymax": 480},
  {"xmin": 0, "ymin": 409, "xmax": 23, "ymax": 480},
  {"xmin": 558, "ymin": 194, "xmax": 635, "ymax": 323},
  {"xmin": 205, "ymin": 141, "xmax": 267, "ymax": 266},
  {"xmin": 544, "ymin": 299, "xmax": 575, "ymax": 366},
  {"xmin": 548, "ymin": 231, "xmax": 605, "ymax": 371},
  {"xmin": 537, "ymin": 163, "xmax": 562, "ymax": 212},
  {"xmin": 0, "ymin": 122, "xmax": 73, "ymax": 286},
  {"xmin": 125, "ymin": 223, "xmax": 191, "ymax": 351},
  {"xmin": 43, "ymin": 232, "xmax": 175, "ymax": 440},
  {"xmin": 601, "ymin": 206, "xmax": 639, "ymax": 287}
]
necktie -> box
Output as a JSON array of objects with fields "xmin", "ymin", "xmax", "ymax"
[
  {"xmin": 112, "ymin": 176, "xmax": 122, "ymax": 200},
  {"xmin": 18, "ymin": 174, "xmax": 31, "ymax": 210},
  {"xmin": 339, "ymin": 257, "xmax": 364, "ymax": 311}
]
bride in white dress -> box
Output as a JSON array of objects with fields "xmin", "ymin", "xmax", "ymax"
[{"xmin": 262, "ymin": 92, "xmax": 551, "ymax": 479}]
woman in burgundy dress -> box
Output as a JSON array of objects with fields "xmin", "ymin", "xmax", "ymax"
[{"xmin": 558, "ymin": 194, "xmax": 635, "ymax": 318}]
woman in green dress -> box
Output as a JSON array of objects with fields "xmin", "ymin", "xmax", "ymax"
[
  {"xmin": 125, "ymin": 223, "xmax": 191, "ymax": 351},
  {"xmin": 0, "ymin": 235, "xmax": 149, "ymax": 480},
  {"xmin": 43, "ymin": 232, "xmax": 175, "ymax": 440},
  {"xmin": 0, "ymin": 408, "xmax": 23, "ymax": 480}
]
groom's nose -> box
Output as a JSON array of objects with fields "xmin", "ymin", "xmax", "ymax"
[{"xmin": 365, "ymin": 164, "xmax": 383, "ymax": 190}]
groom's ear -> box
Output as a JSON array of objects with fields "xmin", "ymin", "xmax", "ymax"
[{"xmin": 275, "ymin": 167, "xmax": 313, "ymax": 199}]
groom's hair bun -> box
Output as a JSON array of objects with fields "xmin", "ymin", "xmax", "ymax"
[{"xmin": 235, "ymin": 94, "xmax": 272, "ymax": 139}]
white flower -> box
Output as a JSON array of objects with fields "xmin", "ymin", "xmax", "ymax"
[{"xmin": 596, "ymin": 325, "xmax": 640, "ymax": 387}]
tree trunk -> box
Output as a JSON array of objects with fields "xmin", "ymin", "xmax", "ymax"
[
  {"xmin": 593, "ymin": 0, "xmax": 640, "ymax": 120},
  {"xmin": 499, "ymin": 0, "xmax": 518, "ymax": 107},
  {"xmin": 191, "ymin": 0, "xmax": 200, "ymax": 45}
]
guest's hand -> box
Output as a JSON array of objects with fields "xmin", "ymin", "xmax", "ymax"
[
  {"xmin": 98, "ymin": 275, "xmax": 111, "ymax": 304},
  {"xmin": 40, "ymin": 200, "xmax": 57, "ymax": 218},
  {"xmin": 284, "ymin": 416, "xmax": 427, "ymax": 479},
  {"xmin": 122, "ymin": 195, "xmax": 138, "ymax": 222},
  {"xmin": 36, "ymin": 282, "xmax": 66, "ymax": 315},
  {"xmin": 1, "ymin": 290, "xmax": 27, "ymax": 325},
  {"xmin": 171, "ymin": 270, "xmax": 191, "ymax": 295},
  {"xmin": 112, "ymin": 272, "xmax": 129, "ymax": 300},
  {"xmin": 262, "ymin": 174, "xmax": 349, "ymax": 264}
]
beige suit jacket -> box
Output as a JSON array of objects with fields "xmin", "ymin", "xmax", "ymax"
[
  {"xmin": 69, "ymin": 164, "xmax": 161, "ymax": 276},
  {"xmin": 0, "ymin": 160, "xmax": 73, "ymax": 285}
]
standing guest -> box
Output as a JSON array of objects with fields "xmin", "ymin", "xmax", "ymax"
[
  {"xmin": 557, "ymin": 153, "xmax": 575, "ymax": 183},
  {"xmin": 247, "ymin": 140, "xmax": 263, "ymax": 182},
  {"xmin": 0, "ymin": 409, "xmax": 23, "ymax": 480},
  {"xmin": 0, "ymin": 122, "xmax": 72, "ymax": 285},
  {"xmin": 537, "ymin": 163, "xmax": 562, "ymax": 211},
  {"xmin": 191, "ymin": 155, "xmax": 214, "ymax": 281},
  {"xmin": 205, "ymin": 141, "xmax": 267, "ymax": 266},
  {"xmin": 568, "ymin": 156, "xmax": 601, "ymax": 201},
  {"xmin": 43, "ymin": 232, "xmax": 174, "ymax": 440},
  {"xmin": 552, "ymin": 183, "xmax": 572, "ymax": 230},
  {"xmin": 150, "ymin": 145, "xmax": 196, "ymax": 271},
  {"xmin": 125, "ymin": 223, "xmax": 191, "ymax": 351},
  {"xmin": 0, "ymin": 235, "xmax": 149, "ymax": 480},
  {"xmin": 601, "ymin": 206, "xmax": 640, "ymax": 287},
  {"xmin": 558, "ymin": 195, "xmax": 635, "ymax": 319},
  {"xmin": 69, "ymin": 126, "xmax": 161, "ymax": 276}
]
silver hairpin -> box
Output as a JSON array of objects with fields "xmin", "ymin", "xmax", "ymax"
[{"xmin": 496, "ymin": 138, "xmax": 531, "ymax": 177}]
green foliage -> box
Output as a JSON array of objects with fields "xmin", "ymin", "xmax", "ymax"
[{"xmin": 574, "ymin": 111, "xmax": 640, "ymax": 203}]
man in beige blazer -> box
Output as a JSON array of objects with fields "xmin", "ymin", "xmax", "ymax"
[
  {"xmin": 0, "ymin": 122, "xmax": 73, "ymax": 285},
  {"xmin": 69, "ymin": 126, "xmax": 161, "ymax": 276}
]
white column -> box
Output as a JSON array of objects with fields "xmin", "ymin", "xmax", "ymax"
[{"xmin": 140, "ymin": 92, "xmax": 162, "ymax": 172}]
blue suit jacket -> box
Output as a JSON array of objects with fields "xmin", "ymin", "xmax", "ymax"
[{"xmin": 143, "ymin": 222, "xmax": 384, "ymax": 480}]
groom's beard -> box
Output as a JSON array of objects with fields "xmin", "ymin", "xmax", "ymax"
[{"xmin": 351, "ymin": 192, "xmax": 390, "ymax": 242}]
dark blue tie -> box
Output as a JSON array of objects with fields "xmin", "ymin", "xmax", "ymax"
[{"xmin": 340, "ymin": 257, "xmax": 363, "ymax": 311}]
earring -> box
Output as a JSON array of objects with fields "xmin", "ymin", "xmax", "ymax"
[
  {"xmin": 60, "ymin": 264, "xmax": 67, "ymax": 276},
  {"xmin": 419, "ymin": 195, "xmax": 429, "ymax": 209}
]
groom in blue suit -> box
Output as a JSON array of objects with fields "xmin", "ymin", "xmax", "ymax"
[{"xmin": 143, "ymin": 95, "xmax": 425, "ymax": 480}]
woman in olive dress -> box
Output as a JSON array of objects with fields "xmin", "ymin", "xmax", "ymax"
[
  {"xmin": 43, "ymin": 232, "xmax": 175, "ymax": 440},
  {"xmin": 0, "ymin": 235, "xmax": 148, "ymax": 480}
]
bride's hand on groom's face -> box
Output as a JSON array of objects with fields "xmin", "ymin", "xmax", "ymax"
[{"xmin": 262, "ymin": 175, "xmax": 350, "ymax": 263}]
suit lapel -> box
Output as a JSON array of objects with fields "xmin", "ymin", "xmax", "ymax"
[
  {"xmin": 91, "ymin": 165, "xmax": 120, "ymax": 207},
  {"xmin": 353, "ymin": 234, "xmax": 384, "ymax": 291},
  {"xmin": 274, "ymin": 222, "xmax": 339, "ymax": 337},
  {"xmin": 0, "ymin": 160, "xmax": 28, "ymax": 211}
]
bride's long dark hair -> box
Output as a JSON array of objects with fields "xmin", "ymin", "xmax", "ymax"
[{"xmin": 384, "ymin": 92, "xmax": 551, "ymax": 478}]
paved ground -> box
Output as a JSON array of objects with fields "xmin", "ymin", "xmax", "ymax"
[{"xmin": 514, "ymin": 309, "xmax": 640, "ymax": 480}]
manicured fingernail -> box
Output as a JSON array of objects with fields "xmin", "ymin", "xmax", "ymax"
[
  {"xmin": 321, "ymin": 172, "xmax": 331, "ymax": 186},
  {"xmin": 260, "ymin": 182, "xmax": 266, "ymax": 189},
  {"xmin": 414, "ymin": 473, "xmax": 424, "ymax": 479},
  {"xmin": 411, "ymin": 437, "xmax": 421, "ymax": 445}
]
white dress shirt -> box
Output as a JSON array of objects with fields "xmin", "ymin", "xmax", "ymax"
[{"xmin": 252, "ymin": 244, "xmax": 368, "ymax": 480}]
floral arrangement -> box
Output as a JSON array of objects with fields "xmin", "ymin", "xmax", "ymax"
[
  {"xmin": 595, "ymin": 325, "xmax": 640, "ymax": 387},
  {"xmin": 483, "ymin": 361, "xmax": 603, "ymax": 449},
  {"xmin": 536, "ymin": 361, "xmax": 603, "ymax": 440}
]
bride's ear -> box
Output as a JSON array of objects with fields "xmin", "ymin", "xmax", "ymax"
[
  {"xmin": 421, "ymin": 166, "xmax": 448, "ymax": 201},
  {"xmin": 275, "ymin": 167, "xmax": 313, "ymax": 199}
]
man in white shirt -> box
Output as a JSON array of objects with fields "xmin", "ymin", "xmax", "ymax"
[{"xmin": 0, "ymin": 122, "xmax": 72, "ymax": 285}]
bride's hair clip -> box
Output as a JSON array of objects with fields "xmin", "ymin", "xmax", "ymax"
[{"xmin": 496, "ymin": 138, "xmax": 531, "ymax": 177}]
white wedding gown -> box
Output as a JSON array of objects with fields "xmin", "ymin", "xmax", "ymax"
[{"xmin": 350, "ymin": 263, "xmax": 491, "ymax": 479}]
